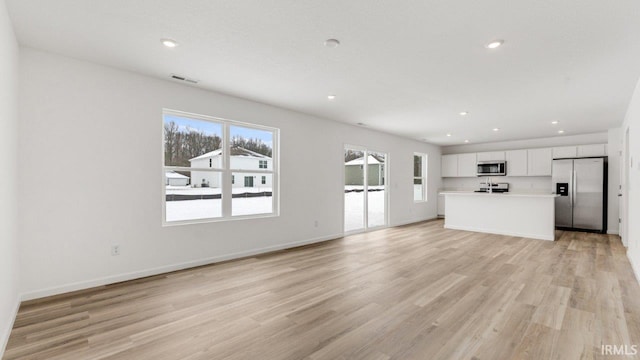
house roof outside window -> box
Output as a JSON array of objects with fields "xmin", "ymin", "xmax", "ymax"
[{"xmin": 190, "ymin": 146, "xmax": 271, "ymax": 161}]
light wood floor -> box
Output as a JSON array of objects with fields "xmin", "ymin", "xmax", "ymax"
[{"xmin": 4, "ymin": 220, "xmax": 640, "ymax": 360}]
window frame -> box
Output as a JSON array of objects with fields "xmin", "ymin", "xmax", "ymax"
[
  {"xmin": 162, "ymin": 109, "xmax": 279, "ymax": 226},
  {"xmin": 413, "ymin": 153, "xmax": 428, "ymax": 203}
]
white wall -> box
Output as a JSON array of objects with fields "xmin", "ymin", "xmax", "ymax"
[
  {"xmin": 442, "ymin": 132, "xmax": 620, "ymax": 234},
  {"xmin": 0, "ymin": 0, "xmax": 20, "ymax": 355},
  {"xmin": 608, "ymin": 128, "xmax": 622, "ymax": 238},
  {"xmin": 17, "ymin": 48, "xmax": 441, "ymax": 300},
  {"xmin": 622, "ymin": 77, "xmax": 640, "ymax": 283}
]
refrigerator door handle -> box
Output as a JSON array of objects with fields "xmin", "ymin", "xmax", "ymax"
[
  {"xmin": 572, "ymin": 170, "xmax": 577, "ymax": 207},
  {"xmin": 568, "ymin": 171, "xmax": 572, "ymax": 207}
]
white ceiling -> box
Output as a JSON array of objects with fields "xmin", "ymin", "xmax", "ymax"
[{"xmin": 7, "ymin": 0, "xmax": 640, "ymax": 145}]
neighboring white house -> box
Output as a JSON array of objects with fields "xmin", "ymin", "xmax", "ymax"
[
  {"xmin": 165, "ymin": 171, "xmax": 190, "ymax": 186},
  {"xmin": 190, "ymin": 147, "xmax": 273, "ymax": 188},
  {"xmin": 344, "ymin": 155, "xmax": 385, "ymax": 186}
]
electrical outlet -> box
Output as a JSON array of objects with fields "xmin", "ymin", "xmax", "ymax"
[
  {"xmin": 314, "ymin": 220, "xmax": 319, "ymax": 228},
  {"xmin": 111, "ymin": 245, "xmax": 120, "ymax": 256}
]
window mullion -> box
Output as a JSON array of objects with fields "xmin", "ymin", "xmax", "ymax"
[
  {"xmin": 423, "ymin": 156, "xmax": 427, "ymax": 201},
  {"xmin": 363, "ymin": 150, "xmax": 369, "ymax": 229},
  {"xmin": 222, "ymin": 123, "xmax": 232, "ymax": 218}
]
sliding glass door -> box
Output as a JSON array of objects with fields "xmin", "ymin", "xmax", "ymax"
[{"xmin": 344, "ymin": 146, "xmax": 387, "ymax": 233}]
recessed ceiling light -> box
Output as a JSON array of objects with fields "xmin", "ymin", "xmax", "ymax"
[
  {"xmin": 493, "ymin": 128, "xmax": 500, "ymax": 132},
  {"xmin": 464, "ymin": 140, "xmax": 470, "ymax": 143},
  {"xmin": 161, "ymin": 38, "xmax": 179, "ymax": 48},
  {"xmin": 551, "ymin": 121, "xmax": 559, "ymax": 125},
  {"xmin": 459, "ymin": 111, "xmax": 469, "ymax": 116},
  {"xmin": 324, "ymin": 39, "xmax": 340, "ymax": 48},
  {"xmin": 485, "ymin": 40, "xmax": 504, "ymax": 49},
  {"xmin": 446, "ymin": 133, "xmax": 452, "ymax": 137},
  {"xmin": 327, "ymin": 94, "xmax": 336, "ymax": 100},
  {"xmin": 558, "ymin": 130, "xmax": 565, "ymax": 134}
]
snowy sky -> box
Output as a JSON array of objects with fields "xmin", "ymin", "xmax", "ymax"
[{"xmin": 164, "ymin": 114, "xmax": 273, "ymax": 147}]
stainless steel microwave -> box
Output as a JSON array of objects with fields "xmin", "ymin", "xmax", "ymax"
[{"xmin": 477, "ymin": 161, "xmax": 507, "ymax": 176}]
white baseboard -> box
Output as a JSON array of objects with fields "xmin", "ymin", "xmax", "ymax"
[
  {"xmin": 20, "ymin": 217, "xmax": 440, "ymax": 301},
  {"xmin": 628, "ymin": 251, "xmax": 640, "ymax": 286},
  {"xmin": 21, "ymin": 233, "xmax": 343, "ymax": 301},
  {"xmin": 607, "ymin": 229, "xmax": 620, "ymax": 235},
  {"xmin": 1, "ymin": 294, "xmax": 21, "ymax": 358},
  {"xmin": 444, "ymin": 224, "xmax": 555, "ymax": 241}
]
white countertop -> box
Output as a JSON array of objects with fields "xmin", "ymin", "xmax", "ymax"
[{"xmin": 439, "ymin": 191, "xmax": 559, "ymax": 198}]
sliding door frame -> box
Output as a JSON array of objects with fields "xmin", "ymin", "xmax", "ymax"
[{"xmin": 342, "ymin": 144, "xmax": 389, "ymax": 235}]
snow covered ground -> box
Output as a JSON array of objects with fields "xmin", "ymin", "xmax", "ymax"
[
  {"xmin": 165, "ymin": 196, "xmax": 273, "ymax": 222},
  {"xmin": 165, "ymin": 185, "xmax": 274, "ymax": 221},
  {"xmin": 166, "ymin": 185, "xmax": 385, "ymax": 227},
  {"xmin": 166, "ymin": 198, "xmax": 222, "ymax": 222},
  {"xmin": 344, "ymin": 189, "xmax": 386, "ymax": 232},
  {"xmin": 414, "ymin": 184, "xmax": 423, "ymax": 201}
]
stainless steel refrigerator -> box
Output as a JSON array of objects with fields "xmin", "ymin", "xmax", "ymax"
[{"xmin": 552, "ymin": 157, "xmax": 607, "ymax": 233}]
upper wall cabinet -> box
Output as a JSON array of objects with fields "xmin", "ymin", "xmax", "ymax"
[
  {"xmin": 441, "ymin": 153, "xmax": 477, "ymax": 177},
  {"xmin": 527, "ymin": 148, "xmax": 553, "ymax": 176},
  {"xmin": 441, "ymin": 154, "xmax": 458, "ymax": 177},
  {"xmin": 442, "ymin": 143, "xmax": 607, "ymax": 179},
  {"xmin": 552, "ymin": 144, "xmax": 607, "ymax": 159},
  {"xmin": 505, "ymin": 150, "xmax": 528, "ymax": 176},
  {"xmin": 577, "ymin": 144, "xmax": 607, "ymax": 157},
  {"xmin": 457, "ymin": 153, "xmax": 478, "ymax": 177},
  {"xmin": 477, "ymin": 151, "xmax": 506, "ymax": 162},
  {"xmin": 552, "ymin": 146, "xmax": 577, "ymax": 159}
]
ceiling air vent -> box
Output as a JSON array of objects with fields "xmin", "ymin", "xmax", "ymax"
[{"xmin": 170, "ymin": 74, "xmax": 199, "ymax": 84}]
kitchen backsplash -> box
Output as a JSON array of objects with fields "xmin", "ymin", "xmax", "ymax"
[{"xmin": 441, "ymin": 176, "xmax": 552, "ymax": 194}]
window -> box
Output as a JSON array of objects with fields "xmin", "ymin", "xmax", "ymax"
[
  {"xmin": 163, "ymin": 110, "xmax": 278, "ymax": 224},
  {"xmin": 414, "ymin": 153, "xmax": 427, "ymax": 202}
]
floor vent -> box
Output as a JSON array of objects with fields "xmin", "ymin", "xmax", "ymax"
[{"xmin": 170, "ymin": 74, "xmax": 199, "ymax": 84}]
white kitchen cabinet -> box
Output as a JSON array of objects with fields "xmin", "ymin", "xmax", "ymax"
[
  {"xmin": 527, "ymin": 148, "xmax": 553, "ymax": 176},
  {"xmin": 476, "ymin": 151, "xmax": 506, "ymax": 162},
  {"xmin": 553, "ymin": 146, "xmax": 577, "ymax": 159},
  {"xmin": 442, "ymin": 153, "xmax": 476, "ymax": 177},
  {"xmin": 437, "ymin": 194, "xmax": 445, "ymax": 217},
  {"xmin": 441, "ymin": 154, "xmax": 458, "ymax": 177},
  {"xmin": 457, "ymin": 153, "xmax": 477, "ymax": 177},
  {"xmin": 505, "ymin": 149, "xmax": 528, "ymax": 176},
  {"xmin": 442, "ymin": 143, "xmax": 607, "ymax": 180},
  {"xmin": 577, "ymin": 144, "xmax": 607, "ymax": 157}
]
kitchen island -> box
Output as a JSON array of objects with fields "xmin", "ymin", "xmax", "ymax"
[{"xmin": 440, "ymin": 192, "xmax": 559, "ymax": 241}]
